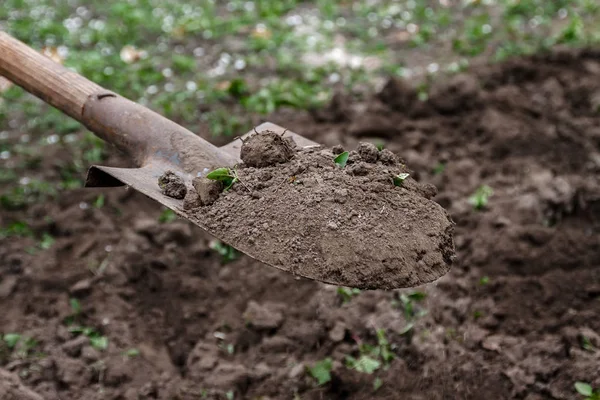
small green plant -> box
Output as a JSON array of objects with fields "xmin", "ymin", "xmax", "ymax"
[
  {"xmin": 392, "ymin": 291, "xmax": 428, "ymax": 334},
  {"xmin": 393, "ymin": 173, "xmax": 410, "ymax": 186},
  {"xmin": 469, "ymin": 185, "xmax": 493, "ymax": 210},
  {"xmin": 581, "ymin": 336, "xmax": 596, "ymax": 352},
  {"xmin": 158, "ymin": 209, "xmax": 177, "ymax": 223},
  {"xmin": 209, "ymin": 240, "xmax": 239, "ymax": 263},
  {"xmin": 0, "ymin": 221, "xmax": 33, "ymax": 238},
  {"xmin": 337, "ymin": 287, "xmax": 361, "ymax": 304},
  {"xmin": 479, "ymin": 276, "xmax": 490, "ymax": 285},
  {"xmin": 345, "ymin": 354, "xmax": 380, "ymax": 374},
  {"xmin": 307, "ymin": 358, "xmax": 333, "ymax": 385},
  {"xmin": 575, "ymin": 382, "xmax": 600, "ymax": 400},
  {"xmin": 433, "ymin": 163, "xmax": 446, "ymax": 175},
  {"xmin": 2, "ymin": 334, "xmax": 38, "ymax": 358},
  {"xmin": 346, "ymin": 329, "xmax": 395, "ymax": 374},
  {"xmin": 334, "ymin": 151, "xmax": 349, "ymax": 168},
  {"xmin": 93, "ymin": 194, "xmax": 105, "ymax": 208},
  {"xmin": 373, "ymin": 377, "xmax": 383, "ymax": 392},
  {"xmin": 2, "ymin": 333, "xmax": 21, "ymax": 349},
  {"xmin": 397, "ymin": 291, "xmax": 427, "ymax": 320},
  {"xmin": 39, "ymin": 233, "xmax": 55, "ymax": 250},
  {"xmin": 206, "ymin": 167, "xmax": 245, "ymax": 191},
  {"xmin": 124, "ymin": 348, "xmax": 140, "ymax": 357},
  {"xmin": 69, "ymin": 326, "xmax": 109, "ymax": 351}
]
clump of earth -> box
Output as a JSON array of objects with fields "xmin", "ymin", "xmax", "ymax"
[{"xmin": 161, "ymin": 131, "xmax": 456, "ymax": 289}]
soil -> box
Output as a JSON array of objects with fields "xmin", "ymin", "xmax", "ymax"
[
  {"xmin": 186, "ymin": 135, "xmax": 455, "ymax": 289},
  {"xmin": 1, "ymin": 48, "xmax": 600, "ymax": 400},
  {"xmin": 158, "ymin": 171, "xmax": 187, "ymax": 200}
]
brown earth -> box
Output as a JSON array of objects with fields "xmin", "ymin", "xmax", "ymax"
[
  {"xmin": 1, "ymin": 48, "xmax": 600, "ymax": 399},
  {"xmin": 187, "ymin": 134, "xmax": 455, "ymax": 289}
]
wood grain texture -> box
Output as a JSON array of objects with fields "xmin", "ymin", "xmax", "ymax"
[{"xmin": 0, "ymin": 31, "xmax": 102, "ymax": 120}]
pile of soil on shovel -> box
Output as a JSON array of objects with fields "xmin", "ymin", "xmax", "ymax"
[
  {"xmin": 1, "ymin": 48, "xmax": 600, "ymax": 400},
  {"xmin": 181, "ymin": 134, "xmax": 455, "ymax": 289}
]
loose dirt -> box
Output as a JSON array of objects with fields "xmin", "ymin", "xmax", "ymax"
[
  {"xmin": 184, "ymin": 134, "xmax": 455, "ymax": 289},
  {"xmin": 1, "ymin": 48, "xmax": 599, "ymax": 400}
]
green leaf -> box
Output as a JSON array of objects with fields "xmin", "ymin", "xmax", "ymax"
[
  {"xmin": 393, "ymin": 173, "xmax": 410, "ymax": 186},
  {"xmin": 89, "ymin": 335, "xmax": 108, "ymax": 351},
  {"xmin": 433, "ymin": 163, "xmax": 446, "ymax": 175},
  {"xmin": 93, "ymin": 194, "xmax": 105, "ymax": 208},
  {"xmin": 125, "ymin": 348, "xmax": 140, "ymax": 357},
  {"xmin": 334, "ymin": 151, "xmax": 349, "ymax": 168},
  {"xmin": 70, "ymin": 298, "xmax": 82, "ymax": 315},
  {"xmin": 469, "ymin": 185, "xmax": 493, "ymax": 210},
  {"xmin": 337, "ymin": 287, "xmax": 361, "ymax": 303},
  {"xmin": 307, "ymin": 358, "xmax": 332, "ymax": 385},
  {"xmin": 206, "ymin": 167, "xmax": 233, "ymax": 181},
  {"xmin": 3, "ymin": 333, "xmax": 21, "ymax": 349},
  {"xmin": 398, "ymin": 322, "xmax": 414, "ymax": 335},
  {"xmin": 39, "ymin": 233, "xmax": 55, "ymax": 250},
  {"xmin": 373, "ymin": 377, "xmax": 383, "ymax": 391},
  {"xmin": 575, "ymin": 382, "xmax": 593, "ymax": 396},
  {"xmin": 158, "ymin": 209, "xmax": 177, "ymax": 223},
  {"xmin": 347, "ymin": 355, "xmax": 381, "ymax": 374},
  {"xmin": 407, "ymin": 291, "xmax": 426, "ymax": 301}
]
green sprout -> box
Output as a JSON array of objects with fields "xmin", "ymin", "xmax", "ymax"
[
  {"xmin": 124, "ymin": 348, "xmax": 140, "ymax": 357},
  {"xmin": 39, "ymin": 233, "xmax": 55, "ymax": 250},
  {"xmin": 158, "ymin": 209, "xmax": 177, "ymax": 223},
  {"xmin": 469, "ymin": 185, "xmax": 493, "ymax": 210},
  {"xmin": 575, "ymin": 382, "xmax": 600, "ymax": 400},
  {"xmin": 433, "ymin": 163, "xmax": 446, "ymax": 175},
  {"xmin": 345, "ymin": 354, "xmax": 380, "ymax": 374},
  {"xmin": 393, "ymin": 173, "xmax": 410, "ymax": 186},
  {"xmin": 210, "ymin": 240, "xmax": 239, "ymax": 263},
  {"xmin": 373, "ymin": 377, "xmax": 383, "ymax": 392},
  {"xmin": 206, "ymin": 167, "xmax": 244, "ymax": 191},
  {"xmin": 68, "ymin": 326, "xmax": 109, "ymax": 351},
  {"xmin": 392, "ymin": 291, "xmax": 428, "ymax": 334},
  {"xmin": 307, "ymin": 358, "xmax": 333, "ymax": 385},
  {"xmin": 337, "ymin": 287, "xmax": 361, "ymax": 304},
  {"xmin": 334, "ymin": 151, "xmax": 349, "ymax": 168},
  {"xmin": 346, "ymin": 329, "xmax": 395, "ymax": 374},
  {"xmin": 2, "ymin": 333, "xmax": 21, "ymax": 349},
  {"xmin": 93, "ymin": 194, "xmax": 105, "ymax": 208}
]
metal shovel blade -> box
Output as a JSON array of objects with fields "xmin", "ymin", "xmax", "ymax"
[{"xmin": 85, "ymin": 122, "xmax": 315, "ymax": 207}]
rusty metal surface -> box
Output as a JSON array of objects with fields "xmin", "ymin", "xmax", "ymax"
[
  {"xmin": 81, "ymin": 92, "xmax": 237, "ymax": 172},
  {"xmin": 85, "ymin": 122, "xmax": 318, "ymax": 190}
]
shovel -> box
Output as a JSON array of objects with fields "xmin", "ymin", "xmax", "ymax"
[{"xmin": 0, "ymin": 32, "xmax": 454, "ymax": 289}]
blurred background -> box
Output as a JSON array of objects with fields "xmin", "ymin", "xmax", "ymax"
[{"xmin": 1, "ymin": 2, "xmax": 600, "ymax": 400}]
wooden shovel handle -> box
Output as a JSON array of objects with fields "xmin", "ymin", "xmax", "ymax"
[
  {"xmin": 0, "ymin": 32, "xmax": 237, "ymax": 171},
  {"xmin": 0, "ymin": 31, "xmax": 102, "ymax": 120}
]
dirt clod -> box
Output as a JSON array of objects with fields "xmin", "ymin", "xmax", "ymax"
[
  {"xmin": 182, "ymin": 188, "xmax": 202, "ymax": 210},
  {"xmin": 356, "ymin": 142, "xmax": 379, "ymax": 162},
  {"xmin": 192, "ymin": 177, "xmax": 222, "ymax": 206},
  {"xmin": 240, "ymin": 130, "xmax": 295, "ymax": 167},
  {"xmin": 158, "ymin": 170, "xmax": 187, "ymax": 199},
  {"xmin": 379, "ymin": 148, "xmax": 398, "ymax": 165}
]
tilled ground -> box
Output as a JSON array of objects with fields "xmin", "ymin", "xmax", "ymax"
[{"xmin": 1, "ymin": 48, "xmax": 600, "ymax": 399}]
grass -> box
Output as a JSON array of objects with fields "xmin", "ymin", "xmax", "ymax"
[{"xmin": 1, "ymin": 0, "xmax": 600, "ymax": 208}]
